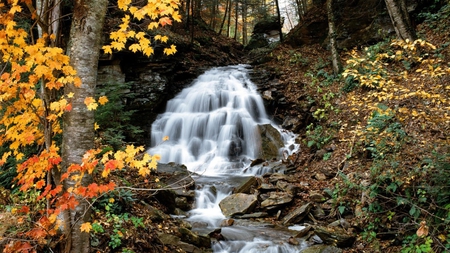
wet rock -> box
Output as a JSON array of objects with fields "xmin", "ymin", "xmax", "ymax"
[
  {"xmin": 300, "ymin": 244, "xmax": 343, "ymax": 253},
  {"xmin": 220, "ymin": 219, "xmax": 234, "ymax": 227},
  {"xmin": 288, "ymin": 236, "xmax": 300, "ymax": 245},
  {"xmin": 233, "ymin": 176, "xmax": 258, "ymax": 194},
  {"xmin": 260, "ymin": 192, "xmax": 293, "ymax": 208},
  {"xmin": 314, "ymin": 226, "xmax": 356, "ymax": 248},
  {"xmin": 282, "ymin": 203, "xmax": 312, "ymax": 225},
  {"xmin": 258, "ymin": 124, "xmax": 285, "ymax": 160},
  {"xmin": 219, "ymin": 193, "xmax": 258, "ymax": 217}
]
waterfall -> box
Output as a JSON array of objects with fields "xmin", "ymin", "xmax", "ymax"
[{"xmin": 148, "ymin": 65, "xmax": 304, "ymax": 252}]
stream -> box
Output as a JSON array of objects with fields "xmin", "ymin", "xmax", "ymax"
[{"xmin": 148, "ymin": 65, "xmax": 307, "ymax": 252}]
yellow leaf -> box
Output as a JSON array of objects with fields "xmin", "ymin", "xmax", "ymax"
[
  {"xmin": 84, "ymin": 97, "xmax": 98, "ymax": 111},
  {"xmin": 103, "ymin": 45, "xmax": 113, "ymax": 54},
  {"xmin": 164, "ymin": 44, "xmax": 177, "ymax": 55},
  {"xmin": 94, "ymin": 123, "xmax": 99, "ymax": 130},
  {"xmin": 67, "ymin": 92, "xmax": 75, "ymax": 98},
  {"xmin": 129, "ymin": 43, "xmax": 141, "ymax": 53},
  {"xmin": 98, "ymin": 96, "xmax": 108, "ymax": 105},
  {"xmin": 80, "ymin": 222, "xmax": 92, "ymax": 233},
  {"xmin": 148, "ymin": 22, "xmax": 159, "ymax": 30},
  {"xmin": 163, "ymin": 136, "xmax": 169, "ymax": 141}
]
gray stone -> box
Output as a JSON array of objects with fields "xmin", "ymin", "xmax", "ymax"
[
  {"xmin": 219, "ymin": 193, "xmax": 258, "ymax": 217},
  {"xmin": 260, "ymin": 192, "xmax": 293, "ymax": 208},
  {"xmin": 282, "ymin": 203, "xmax": 312, "ymax": 225}
]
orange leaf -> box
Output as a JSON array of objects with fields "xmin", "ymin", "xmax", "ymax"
[{"xmin": 80, "ymin": 222, "xmax": 92, "ymax": 233}]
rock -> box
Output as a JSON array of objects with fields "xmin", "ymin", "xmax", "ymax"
[
  {"xmin": 142, "ymin": 201, "xmax": 171, "ymax": 222},
  {"xmin": 260, "ymin": 192, "xmax": 293, "ymax": 208},
  {"xmin": 282, "ymin": 203, "xmax": 312, "ymax": 225},
  {"xmin": 294, "ymin": 225, "xmax": 312, "ymax": 238},
  {"xmin": 311, "ymin": 206, "xmax": 326, "ymax": 219},
  {"xmin": 314, "ymin": 226, "xmax": 356, "ymax": 248},
  {"xmin": 300, "ymin": 245, "xmax": 343, "ymax": 253},
  {"xmin": 179, "ymin": 227, "xmax": 211, "ymax": 248},
  {"xmin": 156, "ymin": 163, "xmax": 196, "ymax": 212},
  {"xmin": 258, "ymin": 124, "xmax": 285, "ymax": 160},
  {"xmin": 233, "ymin": 176, "xmax": 258, "ymax": 194},
  {"xmin": 220, "ymin": 219, "xmax": 234, "ymax": 227},
  {"xmin": 259, "ymin": 183, "xmax": 277, "ymax": 191},
  {"xmin": 235, "ymin": 212, "xmax": 269, "ymax": 219},
  {"xmin": 314, "ymin": 173, "xmax": 327, "ymax": 181},
  {"xmin": 268, "ymin": 173, "xmax": 289, "ymax": 183},
  {"xmin": 288, "ymin": 236, "xmax": 299, "ymax": 245},
  {"xmin": 276, "ymin": 180, "xmax": 301, "ymax": 195},
  {"xmin": 219, "ymin": 193, "xmax": 258, "ymax": 217},
  {"xmin": 309, "ymin": 192, "xmax": 327, "ymax": 203}
]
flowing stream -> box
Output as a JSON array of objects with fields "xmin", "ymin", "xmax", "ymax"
[{"xmin": 148, "ymin": 65, "xmax": 306, "ymax": 252}]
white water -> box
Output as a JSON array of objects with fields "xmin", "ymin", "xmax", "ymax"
[{"xmin": 148, "ymin": 65, "xmax": 304, "ymax": 252}]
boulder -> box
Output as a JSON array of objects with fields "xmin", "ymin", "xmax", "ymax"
[{"xmin": 219, "ymin": 193, "xmax": 258, "ymax": 217}]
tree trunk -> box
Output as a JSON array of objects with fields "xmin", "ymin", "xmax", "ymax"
[
  {"xmin": 61, "ymin": 0, "xmax": 108, "ymax": 252},
  {"xmin": 327, "ymin": 0, "xmax": 342, "ymax": 75},
  {"xmin": 274, "ymin": 0, "xmax": 283, "ymax": 42},
  {"xmin": 219, "ymin": 0, "xmax": 230, "ymax": 35},
  {"xmin": 242, "ymin": 0, "xmax": 248, "ymax": 44},
  {"xmin": 385, "ymin": 0, "xmax": 417, "ymax": 41},
  {"xmin": 227, "ymin": 0, "xmax": 232, "ymax": 36},
  {"xmin": 234, "ymin": 0, "xmax": 239, "ymax": 40}
]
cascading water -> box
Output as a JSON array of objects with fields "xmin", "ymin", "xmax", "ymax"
[{"xmin": 148, "ymin": 65, "xmax": 306, "ymax": 252}]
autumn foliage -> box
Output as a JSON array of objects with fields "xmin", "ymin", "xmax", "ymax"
[{"xmin": 0, "ymin": 0, "xmax": 179, "ymax": 251}]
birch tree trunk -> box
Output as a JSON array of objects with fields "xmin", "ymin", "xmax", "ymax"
[
  {"xmin": 61, "ymin": 0, "xmax": 108, "ymax": 252},
  {"xmin": 385, "ymin": 0, "xmax": 417, "ymax": 41},
  {"xmin": 327, "ymin": 0, "xmax": 342, "ymax": 75}
]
